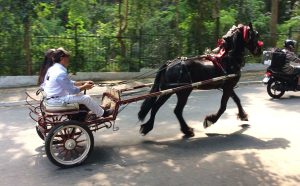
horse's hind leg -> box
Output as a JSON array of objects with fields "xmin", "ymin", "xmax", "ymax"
[
  {"xmin": 204, "ymin": 87, "xmax": 232, "ymax": 128},
  {"xmin": 174, "ymin": 90, "xmax": 194, "ymax": 137},
  {"xmin": 140, "ymin": 94, "xmax": 172, "ymax": 135},
  {"xmin": 231, "ymin": 90, "xmax": 248, "ymax": 121}
]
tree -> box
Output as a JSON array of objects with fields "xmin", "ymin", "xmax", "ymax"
[
  {"xmin": 1, "ymin": 0, "xmax": 298, "ymax": 75},
  {"xmin": 22, "ymin": 1, "xmax": 34, "ymax": 75},
  {"xmin": 0, "ymin": 0, "xmax": 35, "ymax": 75},
  {"xmin": 116, "ymin": 0, "xmax": 129, "ymax": 57},
  {"xmin": 270, "ymin": 0, "xmax": 279, "ymax": 46}
]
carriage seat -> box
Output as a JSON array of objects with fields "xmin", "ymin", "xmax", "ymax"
[{"xmin": 43, "ymin": 100, "xmax": 79, "ymax": 113}]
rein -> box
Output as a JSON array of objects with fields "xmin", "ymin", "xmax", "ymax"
[{"xmin": 98, "ymin": 68, "xmax": 164, "ymax": 87}]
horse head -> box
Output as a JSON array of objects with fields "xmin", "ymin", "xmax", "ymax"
[{"xmin": 241, "ymin": 22, "xmax": 263, "ymax": 56}]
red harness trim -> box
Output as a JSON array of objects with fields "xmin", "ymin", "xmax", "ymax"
[
  {"xmin": 206, "ymin": 48, "xmax": 226, "ymax": 73},
  {"xmin": 243, "ymin": 26, "xmax": 249, "ymax": 42},
  {"xmin": 199, "ymin": 47, "xmax": 227, "ymax": 73}
]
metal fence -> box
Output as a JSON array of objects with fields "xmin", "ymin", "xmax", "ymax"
[
  {"xmin": 0, "ymin": 33, "xmax": 188, "ymax": 75},
  {"xmin": 0, "ymin": 30, "xmax": 298, "ymax": 76}
]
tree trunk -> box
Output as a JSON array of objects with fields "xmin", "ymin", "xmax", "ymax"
[
  {"xmin": 213, "ymin": 0, "xmax": 220, "ymax": 43},
  {"xmin": 116, "ymin": 0, "xmax": 129, "ymax": 57},
  {"xmin": 173, "ymin": 0, "xmax": 181, "ymax": 55},
  {"xmin": 24, "ymin": 15, "xmax": 32, "ymax": 75},
  {"xmin": 270, "ymin": 0, "xmax": 279, "ymax": 47}
]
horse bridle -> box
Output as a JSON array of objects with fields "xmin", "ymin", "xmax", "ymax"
[{"xmin": 242, "ymin": 25, "xmax": 263, "ymax": 53}]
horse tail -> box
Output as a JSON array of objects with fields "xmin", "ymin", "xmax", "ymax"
[{"xmin": 138, "ymin": 64, "xmax": 166, "ymax": 121}]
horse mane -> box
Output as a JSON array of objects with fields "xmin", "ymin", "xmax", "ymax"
[{"xmin": 222, "ymin": 25, "xmax": 246, "ymax": 56}]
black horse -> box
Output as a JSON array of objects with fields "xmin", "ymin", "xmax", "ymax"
[{"xmin": 138, "ymin": 23, "xmax": 263, "ymax": 137}]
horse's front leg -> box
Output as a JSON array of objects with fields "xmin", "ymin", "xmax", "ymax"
[
  {"xmin": 231, "ymin": 90, "xmax": 248, "ymax": 121},
  {"xmin": 140, "ymin": 94, "xmax": 171, "ymax": 135},
  {"xmin": 203, "ymin": 88, "xmax": 232, "ymax": 128},
  {"xmin": 174, "ymin": 90, "xmax": 194, "ymax": 137}
]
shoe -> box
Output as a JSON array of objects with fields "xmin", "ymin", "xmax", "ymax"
[
  {"xmin": 85, "ymin": 112, "xmax": 98, "ymax": 121},
  {"xmin": 297, "ymin": 85, "xmax": 300, "ymax": 91},
  {"xmin": 102, "ymin": 108, "xmax": 114, "ymax": 117}
]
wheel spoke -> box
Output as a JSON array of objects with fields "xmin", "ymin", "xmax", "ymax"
[
  {"xmin": 76, "ymin": 139, "xmax": 86, "ymax": 144},
  {"xmin": 52, "ymin": 139, "xmax": 64, "ymax": 145},
  {"xmin": 76, "ymin": 145, "xmax": 85, "ymax": 149},
  {"xmin": 69, "ymin": 150, "xmax": 74, "ymax": 160},
  {"xmin": 70, "ymin": 149, "xmax": 80, "ymax": 160},
  {"xmin": 74, "ymin": 131, "xmax": 83, "ymax": 140},
  {"xmin": 73, "ymin": 148, "xmax": 82, "ymax": 155},
  {"xmin": 63, "ymin": 128, "xmax": 68, "ymax": 136},
  {"xmin": 54, "ymin": 144, "xmax": 64, "ymax": 148},
  {"xmin": 64, "ymin": 150, "xmax": 71, "ymax": 160},
  {"xmin": 57, "ymin": 148, "xmax": 67, "ymax": 156},
  {"xmin": 69, "ymin": 127, "xmax": 76, "ymax": 138},
  {"xmin": 55, "ymin": 134, "xmax": 65, "ymax": 139}
]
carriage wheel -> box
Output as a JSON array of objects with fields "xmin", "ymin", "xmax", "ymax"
[
  {"xmin": 267, "ymin": 79, "xmax": 285, "ymax": 99},
  {"xmin": 36, "ymin": 126, "xmax": 45, "ymax": 140},
  {"xmin": 45, "ymin": 120, "xmax": 94, "ymax": 168}
]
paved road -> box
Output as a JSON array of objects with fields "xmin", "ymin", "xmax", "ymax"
[{"xmin": 0, "ymin": 84, "xmax": 299, "ymax": 186}]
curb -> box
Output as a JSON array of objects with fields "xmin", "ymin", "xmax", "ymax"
[{"xmin": 238, "ymin": 80, "xmax": 263, "ymax": 85}]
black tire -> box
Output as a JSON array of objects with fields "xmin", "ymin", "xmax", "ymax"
[
  {"xmin": 45, "ymin": 120, "xmax": 94, "ymax": 168},
  {"xmin": 267, "ymin": 79, "xmax": 285, "ymax": 99},
  {"xmin": 36, "ymin": 126, "xmax": 45, "ymax": 140}
]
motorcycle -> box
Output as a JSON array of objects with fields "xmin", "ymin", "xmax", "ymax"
[
  {"xmin": 263, "ymin": 68, "xmax": 299, "ymax": 98},
  {"xmin": 262, "ymin": 50, "xmax": 299, "ymax": 99}
]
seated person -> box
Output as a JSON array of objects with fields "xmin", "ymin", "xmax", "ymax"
[
  {"xmin": 281, "ymin": 39, "xmax": 300, "ymax": 90},
  {"xmin": 42, "ymin": 47, "xmax": 113, "ymax": 117}
]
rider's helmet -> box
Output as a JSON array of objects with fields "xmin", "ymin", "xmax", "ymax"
[{"xmin": 284, "ymin": 39, "xmax": 297, "ymax": 50}]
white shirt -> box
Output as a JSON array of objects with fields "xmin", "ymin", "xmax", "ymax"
[{"xmin": 43, "ymin": 63, "xmax": 80, "ymax": 98}]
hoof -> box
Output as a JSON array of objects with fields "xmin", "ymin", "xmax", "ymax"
[
  {"xmin": 241, "ymin": 117, "xmax": 248, "ymax": 121},
  {"xmin": 139, "ymin": 124, "xmax": 153, "ymax": 136},
  {"xmin": 181, "ymin": 127, "xmax": 195, "ymax": 138},
  {"xmin": 203, "ymin": 119, "xmax": 213, "ymax": 128},
  {"xmin": 237, "ymin": 113, "xmax": 249, "ymax": 121}
]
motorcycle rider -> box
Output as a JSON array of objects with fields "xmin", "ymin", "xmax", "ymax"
[{"xmin": 281, "ymin": 39, "xmax": 300, "ymax": 90}]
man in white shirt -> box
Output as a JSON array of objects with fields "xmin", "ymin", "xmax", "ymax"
[{"xmin": 43, "ymin": 47, "xmax": 112, "ymax": 118}]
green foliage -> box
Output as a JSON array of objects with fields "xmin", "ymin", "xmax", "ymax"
[
  {"xmin": 0, "ymin": 0, "xmax": 299, "ymax": 75},
  {"xmin": 220, "ymin": 9, "xmax": 238, "ymax": 32}
]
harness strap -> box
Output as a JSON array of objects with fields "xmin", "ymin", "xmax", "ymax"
[
  {"xmin": 205, "ymin": 55, "xmax": 227, "ymax": 75},
  {"xmin": 181, "ymin": 60, "xmax": 193, "ymax": 83},
  {"xmin": 196, "ymin": 48, "xmax": 227, "ymax": 75}
]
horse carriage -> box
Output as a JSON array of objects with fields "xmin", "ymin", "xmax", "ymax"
[
  {"xmin": 26, "ymin": 74, "xmax": 237, "ymax": 168},
  {"xmin": 26, "ymin": 23, "xmax": 263, "ymax": 168}
]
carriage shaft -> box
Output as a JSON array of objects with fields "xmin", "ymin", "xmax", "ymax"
[{"xmin": 119, "ymin": 74, "xmax": 237, "ymax": 105}]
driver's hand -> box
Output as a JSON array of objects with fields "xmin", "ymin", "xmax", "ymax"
[
  {"xmin": 84, "ymin": 82, "xmax": 94, "ymax": 90},
  {"xmin": 86, "ymin": 80, "xmax": 94, "ymax": 85}
]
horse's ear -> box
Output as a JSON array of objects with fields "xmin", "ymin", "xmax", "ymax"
[{"xmin": 249, "ymin": 22, "xmax": 253, "ymax": 30}]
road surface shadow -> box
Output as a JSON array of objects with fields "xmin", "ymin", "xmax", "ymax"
[
  {"xmin": 204, "ymin": 123, "xmax": 250, "ymax": 137},
  {"xmin": 86, "ymin": 123, "xmax": 289, "ymax": 166},
  {"xmin": 269, "ymin": 95, "xmax": 300, "ymax": 102},
  {"xmin": 31, "ymin": 123, "xmax": 294, "ymax": 186}
]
